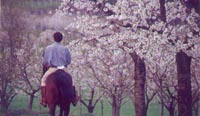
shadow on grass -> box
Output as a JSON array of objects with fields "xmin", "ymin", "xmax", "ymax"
[
  {"xmin": 1, "ymin": 110, "xmax": 96, "ymax": 116},
  {"xmin": 1, "ymin": 109, "xmax": 48, "ymax": 116}
]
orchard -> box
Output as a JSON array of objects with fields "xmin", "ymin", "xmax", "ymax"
[{"xmin": 0, "ymin": 0, "xmax": 200, "ymax": 116}]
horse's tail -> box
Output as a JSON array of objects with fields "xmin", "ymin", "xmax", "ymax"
[
  {"xmin": 54, "ymin": 70, "xmax": 73, "ymax": 105},
  {"xmin": 59, "ymin": 86, "xmax": 74, "ymax": 105}
]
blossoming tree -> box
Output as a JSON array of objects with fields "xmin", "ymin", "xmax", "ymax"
[{"xmin": 59, "ymin": 0, "xmax": 200, "ymax": 116}]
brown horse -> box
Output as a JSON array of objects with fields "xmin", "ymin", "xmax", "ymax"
[{"xmin": 46, "ymin": 69, "xmax": 74, "ymax": 116}]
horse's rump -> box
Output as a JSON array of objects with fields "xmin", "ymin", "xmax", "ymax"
[{"xmin": 46, "ymin": 69, "xmax": 73, "ymax": 106}]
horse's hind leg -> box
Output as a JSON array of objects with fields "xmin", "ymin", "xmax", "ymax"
[
  {"xmin": 59, "ymin": 106, "xmax": 64, "ymax": 116},
  {"xmin": 49, "ymin": 104, "xmax": 56, "ymax": 116},
  {"xmin": 64, "ymin": 104, "xmax": 70, "ymax": 116}
]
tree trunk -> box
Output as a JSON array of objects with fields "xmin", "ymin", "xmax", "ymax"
[
  {"xmin": 88, "ymin": 106, "xmax": 94, "ymax": 113},
  {"xmin": 169, "ymin": 110, "xmax": 174, "ymax": 116},
  {"xmin": 160, "ymin": 103, "xmax": 164, "ymax": 116},
  {"xmin": 0, "ymin": 86, "xmax": 16, "ymax": 112},
  {"xmin": 0, "ymin": 97, "xmax": 9, "ymax": 111},
  {"xmin": 176, "ymin": 51, "xmax": 192, "ymax": 116},
  {"xmin": 80, "ymin": 87, "xmax": 101, "ymax": 114},
  {"xmin": 29, "ymin": 94, "xmax": 34, "ymax": 110},
  {"xmin": 167, "ymin": 100, "xmax": 176, "ymax": 116},
  {"xmin": 159, "ymin": 0, "xmax": 166, "ymax": 22},
  {"xmin": 112, "ymin": 96, "xmax": 120, "ymax": 116},
  {"xmin": 159, "ymin": 78, "xmax": 164, "ymax": 116},
  {"xmin": 130, "ymin": 52, "xmax": 146, "ymax": 116},
  {"xmin": 193, "ymin": 101, "xmax": 199, "ymax": 116},
  {"xmin": 169, "ymin": 107, "xmax": 175, "ymax": 116},
  {"xmin": 88, "ymin": 88, "xmax": 95, "ymax": 113},
  {"xmin": 112, "ymin": 105, "xmax": 120, "ymax": 116},
  {"xmin": 101, "ymin": 100, "xmax": 104, "ymax": 116}
]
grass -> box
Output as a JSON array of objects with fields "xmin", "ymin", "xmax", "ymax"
[{"xmin": 7, "ymin": 95, "xmax": 172, "ymax": 116}]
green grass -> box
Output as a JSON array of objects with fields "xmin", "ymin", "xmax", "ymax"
[{"xmin": 8, "ymin": 95, "xmax": 172, "ymax": 116}]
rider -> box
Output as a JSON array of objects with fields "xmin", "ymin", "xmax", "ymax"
[{"xmin": 40, "ymin": 32, "xmax": 80, "ymax": 107}]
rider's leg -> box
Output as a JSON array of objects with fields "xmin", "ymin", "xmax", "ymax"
[
  {"xmin": 40, "ymin": 67, "xmax": 58, "ymax": 107},
  {"xmin": 40, "ymin": 86, "xmax": 47, "ymax": 107},
  {"xmin": 40, "ymin": 73, "xmax": 47, "ymax": 107},
  {"xmin": 71, "ymin": 86, "xmax": 80, "ymax": 106}
]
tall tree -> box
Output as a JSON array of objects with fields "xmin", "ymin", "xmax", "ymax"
[
  {"xmin": 15, "ymin": 33, "xmax": 42, "ymax": 110},
  {"xmin": 68, "ymin": 39, "xmax": 134, "ymax": 116},
  {"xmin": 80, "ymin": 86, "xmax": 101, "ymax": 113},
  {"xmin": 0, "ymin": 0, "xmax": 25, "ymax": 111},
  {"xmin": 191, "ymin": 60, "xmax": 200, "ymax": 116},
  {"xmin": 130, "ymin": 52, "xmax": 146, "ymax": 116},
  {"xmin": 59, "ymin": 1, "xmax": 200, "ymax": 116},
  {"xmin": 176, "ymin": 51, "xmax": 192, "ymax": 116}
]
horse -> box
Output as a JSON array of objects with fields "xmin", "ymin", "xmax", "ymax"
[{"xmin": 45, "ymin": 69, "xmax": 74, "ymax": 116}]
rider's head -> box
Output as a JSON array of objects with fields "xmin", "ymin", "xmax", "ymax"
[{"xmin": 53, "ymin": 32, "xmax": 63, "ymax": 42}]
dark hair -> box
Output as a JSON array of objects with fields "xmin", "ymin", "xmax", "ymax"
[{"xmin": 53, "ymin": 32, "xmax": 63, "ymax": 42}]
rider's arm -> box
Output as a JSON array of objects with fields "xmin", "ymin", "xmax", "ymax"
[
  {"xmin": 65, "ymin": 48, "xmax": 71, "ymax": 66},
  {"xmin": 42, "ymin": 48, "xmax": 49, "ymax": 74},
  {"xmin": 42, "ymin": 64, "xmax": 48, "ymax": 75}
]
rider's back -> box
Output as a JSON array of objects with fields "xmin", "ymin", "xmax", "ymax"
[{"xmin": 43, "ymin": 42, "xmax": 71, "ymax": 67}]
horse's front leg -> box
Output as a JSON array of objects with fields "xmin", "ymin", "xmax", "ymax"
[
  {"xmin": 49, "ymin": 104, "xmax": 56, "ymax": 116},
  {"xmin": 59, "ymin": 106, "xmax": 64, "ymax": 116}
]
